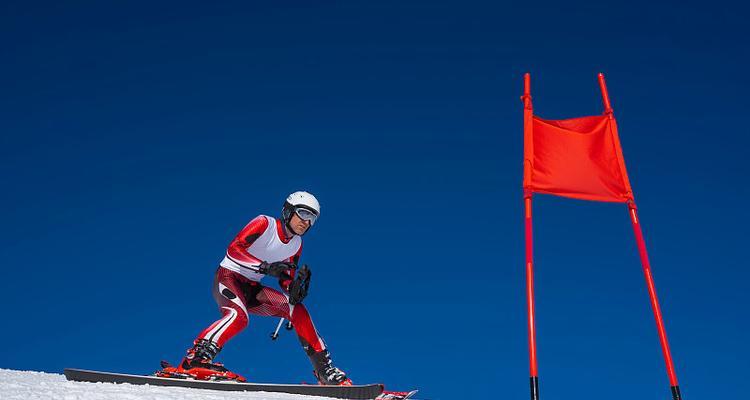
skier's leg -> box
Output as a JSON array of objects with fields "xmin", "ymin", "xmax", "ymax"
[
  {"xmin": 171, "ymin": 267, "xmax": 256, "ymax": 380},
  {"xmin": 248, "ymin": 286, "xmax": 324, "ymax": 351},
  {"xmin": 249, "ymin": 286, "xmax": 350, "ymax": 385},
  {"xmin": 196, "ymin": 267, "xmax": 252, "ymax": 347},
  {"xmin": 289, "ymin": 304, "xmax": 325, "ymax": 353}
]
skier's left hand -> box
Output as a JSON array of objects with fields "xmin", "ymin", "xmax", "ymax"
[{"xmin": 288, "ymin": 264, "xmax": 311, "ymax": 305}]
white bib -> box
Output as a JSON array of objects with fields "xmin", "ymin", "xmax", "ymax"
[{"xmin": 220, "ymin": 215, "xmax": 301, "ymax": 281}]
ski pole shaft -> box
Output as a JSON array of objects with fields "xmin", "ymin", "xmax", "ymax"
[{"xmin": 270, "ymin": 318, "xmax": 285, "ymax": 341}]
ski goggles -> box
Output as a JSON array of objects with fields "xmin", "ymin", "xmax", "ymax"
[{"xmin": 294, "ymin": 207, "xmax": 319, "ymax": 225}]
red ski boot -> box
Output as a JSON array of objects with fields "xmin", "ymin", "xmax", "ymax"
[{"xmin": 156, "ymin": 339, "xmax": 245, "ymax": 382}]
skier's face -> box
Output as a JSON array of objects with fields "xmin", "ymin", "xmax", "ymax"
[{"xmin": 289, "ymin": 213, "xmax": 311, "ymax": 235}]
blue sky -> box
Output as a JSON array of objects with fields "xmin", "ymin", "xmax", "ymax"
[{"xmin": 1, "ymin": 1, "xmax": 748, "ymax": 399}]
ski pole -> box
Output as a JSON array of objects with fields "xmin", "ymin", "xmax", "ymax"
[
  {"xmin": 270, "ymin": 318, "xmax": 285, "ymax": 341},
  {"xmin": 270, "ymin": 290, "xmax": 298, "ymax": 340}
]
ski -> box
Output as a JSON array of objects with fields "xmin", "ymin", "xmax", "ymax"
[{"xmin": 64, "ymin": 368, "xmax": 385, "ymax": 399}]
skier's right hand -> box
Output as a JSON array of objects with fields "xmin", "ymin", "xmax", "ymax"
[{"xmin": 258, "ymin": 261, "xmax": 296, "ymax": 280}]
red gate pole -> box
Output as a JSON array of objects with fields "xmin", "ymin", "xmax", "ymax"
[
  {"xmin": 525, "ymin": 192, "xmax": 539, "ymax": 400},
  {"xmin": 522, "ymin": 73, "xmax": 539, "ymax": 400},
  {"xmin": 598, "ymin": 73, "xmax": 683, "ymax": 400},
  {"xmin": 628, "ymin": 204, "xmax": 682, "ymax": 400}
]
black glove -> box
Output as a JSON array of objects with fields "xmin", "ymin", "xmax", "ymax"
[
  {"xmin": 258, "ymin": 261, "xmax": 296, "ymax": 280},
  {"xmin": 288, "ymin": 264, "xmax": 311, "ymax": 305}
]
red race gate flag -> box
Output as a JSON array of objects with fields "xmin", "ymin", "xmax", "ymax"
[{"xmin": 522, "ymin": 74, "xmax": 634, "ymax": 202}]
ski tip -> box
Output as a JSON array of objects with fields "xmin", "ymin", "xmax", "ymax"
[{"xmin": 379, "ymin": 389, "xmax": 419, "ymax": 400}]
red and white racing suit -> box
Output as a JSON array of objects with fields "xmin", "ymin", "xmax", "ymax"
[{"xmin": 195, "ymin": 215, "xmax": 325, "ymax": 353}]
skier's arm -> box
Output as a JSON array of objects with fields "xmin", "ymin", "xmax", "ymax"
[{"xmin": 226, "ymin": 216, "xmax": 268, "ymax": 269}]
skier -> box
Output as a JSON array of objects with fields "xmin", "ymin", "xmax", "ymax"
[{"xmin": 159, "ymin": 191, "xmax": 351, "ymax": 385}]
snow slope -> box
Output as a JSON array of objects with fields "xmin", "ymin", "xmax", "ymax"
[{"xmin": 0, "ymin": 369, "xmax": 336, "ymax": 400}]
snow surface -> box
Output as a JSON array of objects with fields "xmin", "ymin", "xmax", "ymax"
[{"xmin": 0, "ymin": 369, "xmax": 337, "ymax": 400}]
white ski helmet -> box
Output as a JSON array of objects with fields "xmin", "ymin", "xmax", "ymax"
[{"xmin": 282, "ymin": 191, "xmax": 321, "ymax": 233}]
